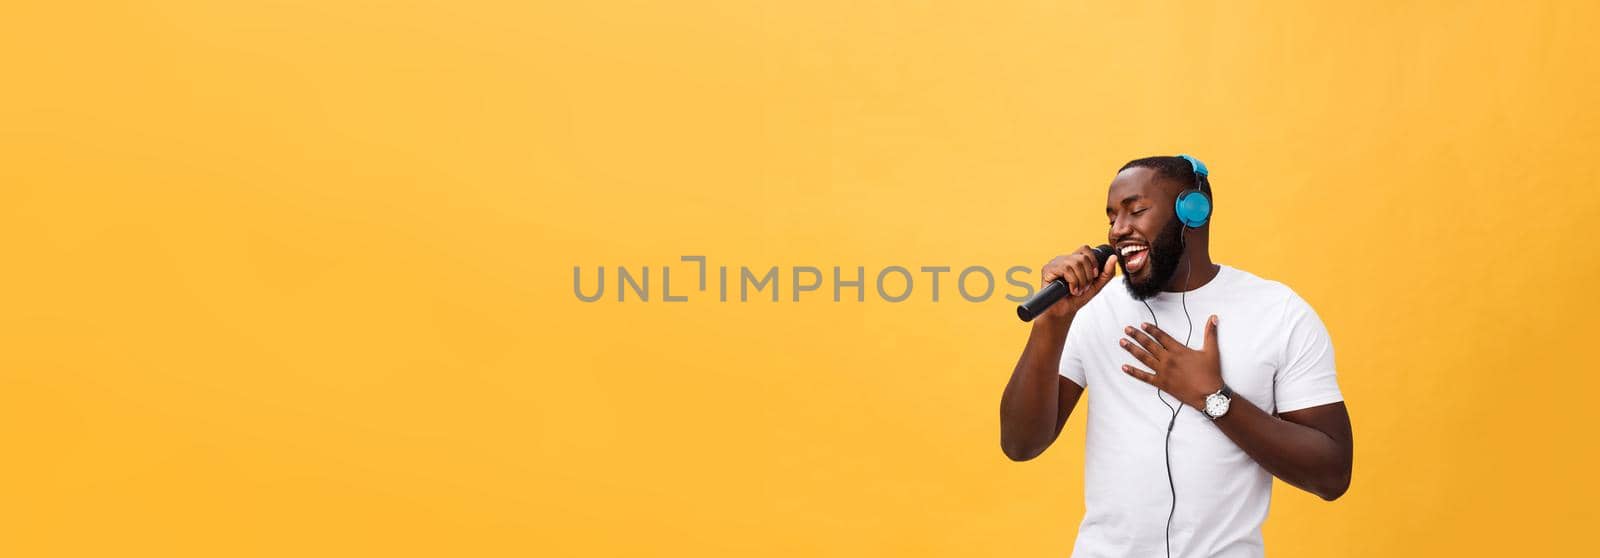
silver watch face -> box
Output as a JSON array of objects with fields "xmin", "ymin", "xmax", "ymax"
[{"xmin": 1205, "ymin": 392, "xmax": 1231, "ymax": 418}]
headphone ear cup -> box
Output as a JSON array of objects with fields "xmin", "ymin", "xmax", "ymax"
[{"xmin": 1175, "ymin": 189, "xmax": 1212, "ymax": 228}]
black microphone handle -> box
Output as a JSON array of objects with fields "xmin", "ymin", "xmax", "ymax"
[{"xmin": 1016, "ymin": 244, "xmax": 1115, "ymax": 322}]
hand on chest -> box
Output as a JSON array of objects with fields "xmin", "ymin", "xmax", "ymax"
[{"xmin": 1101, "ymin": 303, "xmax": 1282, "ymax": 412}]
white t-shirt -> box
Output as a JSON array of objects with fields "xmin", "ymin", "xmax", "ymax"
[{"xmin": 1060, "ymin": 265, "xmax": 1342, "ymax": 558}]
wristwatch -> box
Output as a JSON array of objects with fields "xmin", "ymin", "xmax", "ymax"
[{"xmin": 1203, "ymin": 384, "xmax": 1234, "ymax": 420}]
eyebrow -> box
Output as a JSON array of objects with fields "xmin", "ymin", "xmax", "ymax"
[{"xmin": 1105, "ymin": 193, "xmax": 1147, "ymax": 214}]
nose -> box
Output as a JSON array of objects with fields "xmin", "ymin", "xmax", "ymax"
[{"xmin": 1109, "ymin": 213, "xmax": 1134, "ymax": 242}]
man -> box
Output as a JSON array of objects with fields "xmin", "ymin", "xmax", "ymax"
[{"xmin": 998, "ymin": 156, "xmax": 1353, "ymax": 557}]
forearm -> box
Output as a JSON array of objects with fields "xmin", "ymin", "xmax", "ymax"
[
  {"xmin": 999, "ymin": 318, "xmax": 1073, "ymax": 461},
  {"xmin": 1210, "ymin": 397, "xmax": 1352, "ymax": 500}
]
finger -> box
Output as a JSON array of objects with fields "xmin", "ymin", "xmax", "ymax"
[
  {"xmin": 1082, "ymin": 254, "xmax": 1119, "ymax": 298},
  {"xmin": 1059, "ymin": 263, "xmax": 1081, "ymax": 295},
  {"xmin": 1120, "ymin": 364, "xmax": 1157, "ymax": 386},
  {"xmin": 1124, "ymin": 325, "xmax": 1165, "ymax": 356},
  {"xmin": 1056, "ymin": 262, "xmax": 1081, "ymax": 294},
  {"xmin": 1203, "ymin": 315, "xmax": 1219, "ymax": 352},
  {"xmin": 1041, "ymin": 260, "xmax": 1063, "ymax": 288},
  {"xmin": 1118, "ymin": 337, "xmax": 1160, "ymax": 369},
  {"xmin": 1140, "ymin": 322, "xmax": 1182, "ymax": 350},
  {"xmin": 1073, "ymin": 250, "xmax": 1097, "ymax": 294},
  {"xmin": 1095, "ymin": 253, "xmax": 1118, "ymax": 286}
]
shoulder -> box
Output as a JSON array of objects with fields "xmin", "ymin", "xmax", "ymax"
[{"xmin": 1220, "ymin": 266, "xmax": 1320, "ymax": 321}]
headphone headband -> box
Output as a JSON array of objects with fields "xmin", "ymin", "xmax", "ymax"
[{"xmin": 1177, "ymin": 154, "xmax": 1208, "ymax": 177}]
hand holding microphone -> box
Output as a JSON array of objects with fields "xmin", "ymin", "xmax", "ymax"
[{"xmin": 1016, "ymin": 245, "xmax": 1117, "ymax": 322}]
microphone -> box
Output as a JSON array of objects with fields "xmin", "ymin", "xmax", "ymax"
[{"xmin": 1016, "ymin": 244, "xmax": 1115, "ymax": 322}]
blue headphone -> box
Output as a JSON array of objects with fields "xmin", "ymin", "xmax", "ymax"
[{"xmin": 1174, "ymin": 154, "xmax": 1211, "ymax": 228}]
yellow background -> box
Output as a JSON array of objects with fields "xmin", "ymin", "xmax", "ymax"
[{"xmin": 3, "ymin": 1, "xmax": 1597, "ymax": 556}]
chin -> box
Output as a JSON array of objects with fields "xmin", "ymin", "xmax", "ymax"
[{"xmin": 1122, "ymin": 275, "xmax": 1160, "ymax": 301}]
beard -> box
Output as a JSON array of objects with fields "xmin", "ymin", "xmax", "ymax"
[{"xmin": 1121, "ymin": 217, "xmax": 1186, "ymax": 301}]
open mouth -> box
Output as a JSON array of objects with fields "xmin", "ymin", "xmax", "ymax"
[{"xmin": 1119, "ymin": 243, "xmax": 1150, "ymax": 274}]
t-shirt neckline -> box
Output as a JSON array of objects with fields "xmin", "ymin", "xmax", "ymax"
[{"xmin": 1144, "ymin": 264, "xmax": 1233, "ymax": 301}]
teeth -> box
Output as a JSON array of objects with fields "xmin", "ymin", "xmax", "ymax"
[{"xmin": 1120, "ymin": 245, "xmax": 1147, "ymax": 256}]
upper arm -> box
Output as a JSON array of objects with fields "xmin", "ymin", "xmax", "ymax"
[
  {"xmin": 1053, "ymin": 375, "xmax": 1085, "ymax": 440},
  {"xmin": 1276, "ymin": 401, "xmax": 1353, "ymax": 500},
  {"xmin": 1278, "ymin": 401, "xmax": 1353, "ymax": 460},
  {"xmin": 1050, "ymin": 303, "xmax": 1092, "ymax": 441}
]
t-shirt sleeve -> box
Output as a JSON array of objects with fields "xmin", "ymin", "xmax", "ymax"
[
  {"xmin": 1058, "ymin": 306, "xmax": 1092, "ymax": 388},
  {"xmin": 1273, "ymin": 296, "xmax": 1344, "ymax": 413}
]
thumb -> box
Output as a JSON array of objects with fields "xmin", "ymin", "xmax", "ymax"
[
  {"xmin": 1203, "ymin": 315, "xmax": 1219, "ymax": 352},
  {"xmin": 1095, "ymin": 254, "xmax": 1118, "ymax": 286}
]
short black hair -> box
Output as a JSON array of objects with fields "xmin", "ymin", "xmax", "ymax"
[{"xmin": 1119, "ymin": 155, "xmax": 1211, "ymax": 196}]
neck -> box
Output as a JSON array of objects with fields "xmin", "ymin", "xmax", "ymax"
[{"xmin": 1164, "ymin": 231, "xmax": 1219, "ymax": 293}]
